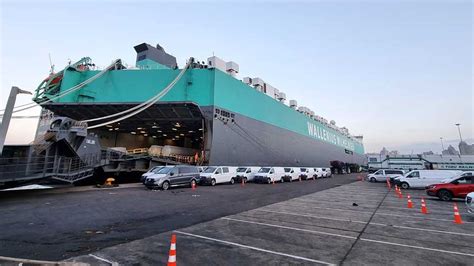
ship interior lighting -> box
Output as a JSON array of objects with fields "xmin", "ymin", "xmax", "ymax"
[
  {"xmin": 152, "ymin": 136, "xmax": 157, "ymax": 138},
  {"xmin": 108, "ymin": 128, "xmax": 113, "ymax": 131},
  {"xmin": 140, "ymin": 130, "xmax": 146, "ymax": 134},
  {"xmin": 131, "ymin": 132, "xmax": 136, "ymax": 134},
  {"xmin": 172, "ymin": 128, "xmax": 177, "ymax": 131},
  {"xmin": 144, "ymin": 134, "xmax": 148, "ymax": 137},
  {"xmin": 179, "ymin": 133, "xmax": 184, "ymax": 136},
  {"xmin": 188, "ymin": 130, "xmax": 194, "ymax": 133},
  {"xmin": 114, "ymin": 127, "xmax": 119, "ymax": 130},
  {"xmin": 163, "ymin": 134, "xmax": 167, "ymax": 136},
  {"xmin": 157, "ymin": 130, "xmax": 162, "ymax": 133},
  {"xmin": 137, "ymin": 127, "xmax": 143, "ymax": 130}
]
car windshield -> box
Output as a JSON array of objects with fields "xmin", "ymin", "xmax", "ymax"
[
  {"xmin": 156, "ymin": 167, "xmax": 172, "ymax": 174},
  {"xmin": 300, "ymin": 168, "xmax": 306, "ymax": 171},
  {"xmin": 259, "ymin": 168, "xmax": 271, "ymax": 173},
  {"xmin": 204, "ymin": 167, "xmax": 217, "ymax": 173},
  {"xmin": 151, "ymin": 167, "xmax": 163, "ymax": 173},
  {"xmin": 237, "ymin": 167, "xmax": 247, "ymax": 172},
  {"xmin": 284, "ymin": 168, "xmax": 292, "ymax": 172}
]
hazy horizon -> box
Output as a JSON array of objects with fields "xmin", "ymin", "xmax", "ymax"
[{"xmin": 1, "ymin": 1, "xmax": 473, "ymax": 154}]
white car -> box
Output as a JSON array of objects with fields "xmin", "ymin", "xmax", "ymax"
[
  {"xmin": 322, "ymin": 168, "xmax": 332, "ymax": 178},
  {"xmin": 282, "ymin": 167, "xmax": 299, "ymax": 182},
  {"xmin": 200, "ymin": 166, "xmax": 237, "ymax": 186},
  {"xmin": 233, "ymin": 166, "xmax": 260, "ymax": 183},
  {"xmin": 253, "ymin": 167, "xmax": 286, "ymax": 184},
  {"xmin": 314, "ymin": 168, "xmax": 325, "ymax": 178},
  {"xmin": 466, "ymin": 192, "xmax": 474, "ymax": 215},
  {"xmin": 367, "ymin": 169, "xmax": 405, "ymax": 182}
]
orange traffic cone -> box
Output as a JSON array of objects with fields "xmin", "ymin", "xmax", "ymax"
[
  {"xmin": 398, "ymin": 187, "xmax": 403, "ymax": 199},
  {"xmin": 191, "ymin": 181, "xmax": 196, "ymax": 191},
  {"xmin": 421, "ymin": 197, "xmax": 428, "ymax": 214},
  {"xmin": 453, "ymin": 203, "xmax": 463, "ymax": 224},
  {"xmin": 407, "ymin": 194, "xmax": 413, "ymax": 208},
  {"xmin": 241, "ymin": 178, "xmax": 245, "ymax": 187},
  {"xmin": 272, "ymin": 178, "xmax": 275, "ymax": 185},
  {"xmin": 167, "ymin": 234, "xmax": 176, "ymax": 266},
  {"xmin": 299, "ymin": 175, "xmax": 302, "ymax": 182}
]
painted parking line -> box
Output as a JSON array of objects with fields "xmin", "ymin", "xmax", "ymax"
[
  {"xmin": 272, "ymin": 203, "xmax": 461, "ymax": 223},
  {"xmin": 370, "ymin": 223, "xmax": 474, "ymax": 237},
  {"xmin": 221, "ymin": 217, "xmax": 357, "ymax": 239},
  {"xmin": 257, "ymin": 209, "xmax": 368, "ymax": 224},
  {"xmin": 88, "ymin": 254, "xmax": 118, "ymax": 265},
  {"xmin": 360, "ymin": 238, "xmax": 474, "ymax": 258},
  {"xmin": 174, "ymin": 230, "xmax": 337, "ymax": 265},
  {"xmin": 259, "ymin": 208, "xmax": 474, "ymax": 237}
]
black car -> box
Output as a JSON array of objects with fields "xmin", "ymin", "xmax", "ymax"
[{"xmin": 144, "ymin": 165, "xmax": 201, "ymax": 190}]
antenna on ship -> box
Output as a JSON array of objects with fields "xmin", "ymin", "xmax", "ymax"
[{"xmin": 48, "ymin": 53, "xmax": 55, "ymax": 74}]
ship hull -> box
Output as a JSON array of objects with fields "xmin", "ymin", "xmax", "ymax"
[{"xmin": 204, "ymin": 106, "xmax": 365, "ymax": 166}]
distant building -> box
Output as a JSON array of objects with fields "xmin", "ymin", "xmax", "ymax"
[
  {"xmin": 422, "ymin": 151, "xmax": 434, "ymax": 155},
  {"xmin": 367, "ymin": 154, "xmax": 474, "ymax": 171},
  {"xmin": 442, "ymin": 145, "xmax": 459, "ymax": 156},
  {"xmin": 459, "ymin": 141, "xmax": 474, "ymax": 155}
]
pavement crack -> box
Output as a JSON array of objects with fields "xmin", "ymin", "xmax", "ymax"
[{"xmin": 338, "ymin": 185, "xmax": 391, "ymax": 265}]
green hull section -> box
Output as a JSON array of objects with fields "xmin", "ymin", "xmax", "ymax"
[{"xmin": 56, "ymin": 67, "xmax": 364, "ymax": 155}]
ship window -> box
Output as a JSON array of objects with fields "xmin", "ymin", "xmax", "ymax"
[{"xmin": 138, "ymin": 55, "xmax": 146, "ymax": 61}]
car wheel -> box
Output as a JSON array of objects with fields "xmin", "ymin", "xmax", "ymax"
[
  {"xmin": 190, "ymin": 179, "xmax": 197, "ymax": 188},
  {"xmin": 438, "ymin": 190, "xmax": 453, "ymax": 201},
  {"xmin": 243, "ymin": 177, "xmax": 248, "ymax": 183},
  {"xmin": 370, "ymin": 177, "xmax": 376, "ymax": 183},
  {"xmin": 162, "ymin": 181, "xmax": 170, "ymax": 191},
  {"xmin": 289, "ymin": 177, "xmax": 292, "ymax": 182},
  {"xmin": 230, "ymin": 178, "xmax": 235, "ymax": 185},
  {"xmin": 211, "ymin": 179, "xmax": 216, "ymax": 186},
  {"xmin": 267, "ymin": 178, "xmax": 272, "ymax": 184},
  {"xmin": 280, "ymin": 177, "xmax": 284, "ymax": 183},
  {"xmin": 400, "ymin": 182, "xmax": 409, "ymax": 189}
]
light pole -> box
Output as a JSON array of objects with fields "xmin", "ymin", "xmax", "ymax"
[
  {"xmin": 454, "ymin": 123, "xmax": 463, "ymax": 165},
  {"xmin": 0, "ymin": 86, "xmax": 32, "ymax": 155},
  {"xmin": 455, "ymin": 123, "xmax": 463, "ymax": 143},
  {"xmin": 440, "ymin": 137, "xmax": 445, "ymax": 158}
]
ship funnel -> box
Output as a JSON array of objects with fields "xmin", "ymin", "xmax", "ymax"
[{"xmin": 134, "ymin": 43, "xmax": 177, "ymax": 69}]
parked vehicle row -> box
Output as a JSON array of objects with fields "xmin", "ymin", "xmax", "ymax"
[
  {"xmin": 367, "ymin": 168, "xmax": 474, "ymax": 204},
  {"xmin": 142, "ymin": 165, "xmax": 332, "ymax": 190}
]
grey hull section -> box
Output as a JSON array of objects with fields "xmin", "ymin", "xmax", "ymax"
[{"xmin": 203, "ymin": 106, "xmax": 365, "ymax": 167}]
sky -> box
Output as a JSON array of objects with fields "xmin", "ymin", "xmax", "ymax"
[{"xmin": 0, "ymin": 0, "xmax": 472, "ymax": 154}]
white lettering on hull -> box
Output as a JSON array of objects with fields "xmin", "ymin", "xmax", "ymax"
[{"xmin": 307, "ymin": 122, "xmax": 355, "ymax": 151}]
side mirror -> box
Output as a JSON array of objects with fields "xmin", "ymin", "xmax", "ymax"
[
  {"xmin": 246, "ymin": 170, "xmax": 251, "ymax": 173},
  {"xmin": 169, "ymin": 172, "xmax": 174, "ymax": 176},
  {"xmin": 291, "ymin": 170, "xmax": 294, "ymax": 173},
  {"xmin": 452, "ymin": 180, "xmax": 459, "ymax": 185}
]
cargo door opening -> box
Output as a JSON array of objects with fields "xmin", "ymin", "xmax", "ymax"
[{"xmin": 45, "ymin": 102, "xmax": 208, "ymax": 165}]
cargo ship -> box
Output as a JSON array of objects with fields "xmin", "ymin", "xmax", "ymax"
[{"xmin": 32, "ymin": 43, "xmax": 365, "ymax": 170}]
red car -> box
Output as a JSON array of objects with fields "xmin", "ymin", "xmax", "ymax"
[{"xmin": 426, "ymin": 174, "xmax": 474, "ymax": 201}]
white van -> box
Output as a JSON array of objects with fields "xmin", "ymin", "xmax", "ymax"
[
  {"xmin": 253, "ymin": 167, "xmax": 286, "ymax": 184},
  {"xmin": 322, "ymin": 168, "xmax": 332, "ymax": 178},
  {"xmin": 282, "ymin": 167, "xmax": 299, "ymax": 182},
  {"xmin": 395, "ymin": 170, "xmax": 463, "ymax": 189},
  {"xmin": 314, "ymin": 168, "xmax": 326, "ymax": 178},
  {"xmin": 200, "ymin": 166, "xmax": 238, "ymax": 186},
  {"xmin": 367, "ymin": 169, "xmax": 405, "ymax": 182},
  {"xmin": 233, "ymin": 166, "xmax": 260, "ymax": 183},
  {"xmin": 298, "ymin": 168, "xmax": 311, "ymax": 180}
]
